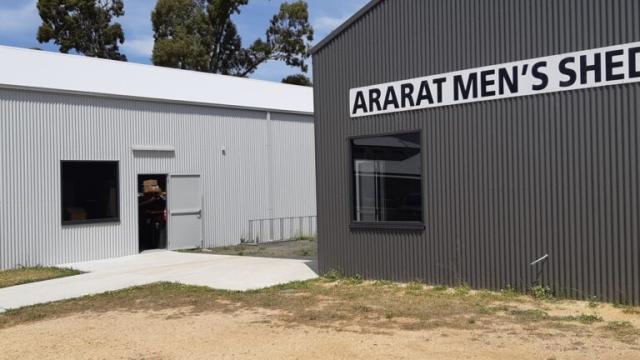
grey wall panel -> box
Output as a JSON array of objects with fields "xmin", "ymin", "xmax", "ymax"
[
  {"xmin": 314, "ymin": 0, "xmax": 640, "ymax": 303},
  {"xmin": 0, "ymin": 88, "xmax": 315, "ymax": 269}
]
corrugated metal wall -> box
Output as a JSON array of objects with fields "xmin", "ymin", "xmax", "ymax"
[
  {"xmin": 313, "ymin": 0, "xmax": 640, "ymax": 303},
  {"xmin": 0, "ymin": 88, "xmax": 315, "ymax": 269}
]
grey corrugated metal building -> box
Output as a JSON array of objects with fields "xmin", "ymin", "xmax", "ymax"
[
  {"xmin": 0, "ymin": 46, "xmax": 316, "ymax": 270},
  {"xmin": 312, "ymin": 0, "xmax": 640, "ymax": 303}
]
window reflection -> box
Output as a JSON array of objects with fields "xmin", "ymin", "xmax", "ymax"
[{"xmin": 352, "ymin": 133, "xmax": 422, "ymax": 222}]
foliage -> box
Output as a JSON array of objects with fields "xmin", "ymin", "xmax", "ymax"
[
  {"xmin": 151, "ymin": 0, "xmax": 313, "ymax": 80},
  {"xmin": 529, "ymin": 285, "xmax": 554, "ymax": 300},
  {"xmin": 282, "ymin": 74, "xmax": 312, "ymax": 86},
  {"xmin": 454, "ymin": 283, "xmax": 470, "ymax": 296},
  {"xmin": 37, "ymin": 0, "xmax": 127, "ymax": 60},
  {"xmin": 151, "ymin": 0, "xmax": 210, "ymax": 70}
]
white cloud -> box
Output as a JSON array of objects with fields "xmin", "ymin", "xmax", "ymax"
[
  {"xmin": 313, "ymin": 15, "xmax": 349, "ymax": 33},
  {"xmin": 122, "ymin": 37, "xmax": 154, "ymax": 58},
  {"xmin": 0, "ymin": 1, "xmax": 39, "ymax": 33},
  {"xmin": 251, "ymin": 59, "xmax": 294, "ymax": 82}
]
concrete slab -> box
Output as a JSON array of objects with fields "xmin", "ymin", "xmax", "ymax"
[{"xmin": 0, "ymin": 251, "xmax": 318, "ymax": 312}]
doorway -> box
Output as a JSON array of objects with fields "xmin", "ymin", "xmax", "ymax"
[{"xmin": 138, "ymin": 174, "xmax": 168, "ymax": 251}]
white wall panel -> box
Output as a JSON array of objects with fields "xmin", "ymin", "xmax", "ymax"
[
  {"xmin": 0, "ymin": 88, "xmax": 316, "ymax": 269},
  {"xmin": 270, "ymin": 112, "xmax": 317, "ymax": 218}
]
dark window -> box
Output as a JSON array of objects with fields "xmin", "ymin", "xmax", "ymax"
[
  {"xmin": 352, "ymin": 133, "xmax": 423, "ymax": 223},
  {"xmin": 61, "ymin": 161, "xmax": 120, "ymax": 224}
]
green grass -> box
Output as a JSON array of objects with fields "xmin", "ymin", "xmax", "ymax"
[
  {"xmin": 0, "ymin": 267, "xmax": 82, "ymax": 289},
  {"xmin": 1, "ymin": 275, "xmax": 638, "ymax": 344},
  {"xmin": 509, "ymin": 309, "xmax": 603, "ymax": 324}
]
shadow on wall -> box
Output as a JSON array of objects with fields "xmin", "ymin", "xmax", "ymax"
[{"xmin": 132, "ymin": 150, "xmax": 176, "ymax": 159}]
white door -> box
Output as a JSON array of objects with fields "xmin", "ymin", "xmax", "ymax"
[{"xmin": 168, "ymin": 174, "xmax": 203, "ymax": 250}]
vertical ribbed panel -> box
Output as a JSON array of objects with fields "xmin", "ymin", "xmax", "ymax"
[
  {"xmin": 314, "ymin": 0, "xmax": 640, "ymax": 303},
  {"xmin": 0, "ymin": 88, "xmax": 316, "ymax": 269},
  {"xmin": 270, "ymin": 112, "xmax": 317, "ymax": 218}
]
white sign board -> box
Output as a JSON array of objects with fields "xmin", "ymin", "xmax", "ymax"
[{"xmin": 350, "ymin": 42, "xmax": 640, "ymax": 118}]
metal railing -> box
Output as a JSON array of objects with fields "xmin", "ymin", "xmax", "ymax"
[{"xmin": 248, "ymin": 215, "xmax": 317, "ymax": 244}]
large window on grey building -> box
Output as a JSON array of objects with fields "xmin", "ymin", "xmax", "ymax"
[
  {"xmin": 351, "ymin": 132, "xmax": 423, "ymax": 224},
  {"xmin": 61, "ymin": 161, "xmax": 120, "ymax": 224}
]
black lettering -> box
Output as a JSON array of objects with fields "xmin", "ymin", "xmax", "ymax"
[
  {"xmin": 605, "ymin": 49, "xmax": 625, "ymax": 81},
  {"xmin": 416, "ymin": 80, "xmax": 434, "ymax": 106},
  {"xmin": 433, "ymin": 77, "xmax": 446, "ymax": 103},
  {"xmin": 352, "ymin": 91, "xmax": 368, "ymax": 115},
  {"xmin": 369, "ymin": 89, "xmax": 382, "ymax": 112},
  {"xmin": 532, "ymin": 61, "xmax": 549, "ymax": 91},
  {"xmin": 480, "ymin": 70, "xmax": 496, "ymax": 97},
  {"xmin": 383, "ymin": 86, "xmax": 400, "ymax": 110},
  {"xmin": 580, "ymin": 53, "xmax": 602, "ymax": 84},
  {"xmin": 498, "ymin": 66, "xmax": 518, "ymax": 94},
  {"xmin": 630, "ymin": 47, "xmax": 640, "ymax": 78},
  {"xmin": 454, "ymin": 73, "xmax": 478, "ymax": 101},
  {"xmin": 400, "ymin": 83, "xmax": 415, "ymax": 108},
  {"xmin": 559, "ymin": 57, "xmax": 577, "ymax": 87}
]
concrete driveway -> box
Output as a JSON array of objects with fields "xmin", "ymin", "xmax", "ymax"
[{"xmin": 0, "ymin": 251, "xmax": 318, "ymax": 312}]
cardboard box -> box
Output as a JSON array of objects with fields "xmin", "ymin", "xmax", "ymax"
[
  {"xmin": 143, "ymin": 179, "xmax": 161, "ymax": 193},
  {"xmin": 68, "ymin": 207, "xmax": 87, "ymax": 221}
]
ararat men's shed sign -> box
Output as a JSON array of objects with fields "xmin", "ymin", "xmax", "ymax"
[{"xmin": 350, "ymin": 42, "xmax": 640, "ymax": 118}]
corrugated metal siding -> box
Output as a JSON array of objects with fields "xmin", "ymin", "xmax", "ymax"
[
  {"xmin": 270, "ymin": 112, "xmax": 317, "ymax": 218},
  {"xmin": 313, "ymin": 0, "xmax": 640, "ymax": 303},
  {"xmin": 0, "ymin": 88, "xmax": 315, "ymax": 269}
]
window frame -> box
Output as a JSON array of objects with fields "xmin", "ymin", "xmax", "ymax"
[
  {"xmin": 348, "ymin": 130, "xmax": 426, "ymax": 231},
  {"xmin": 60, "ymin": 160, "xmax": 121, "ymax": 226}
]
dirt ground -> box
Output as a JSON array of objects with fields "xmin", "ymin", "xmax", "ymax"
[
  {"xmin": 1, "ymin": 307, "xmax": 639, "ymax": 360},
  {"xmin": 187, "ymin": 238, "xmax": 317, "ymax": 260},
  {"xmin": 1, "ymin": 279, "xmax": 639, "ymax": 360}
]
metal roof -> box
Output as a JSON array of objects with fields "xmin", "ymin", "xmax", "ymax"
[
  {"xmin": 310, "ymin": 0, "xmax": 383, "ymax": 55},
  {"xmin": 0, "ymin": 45, "xmax": 313, "ymax": 115}
]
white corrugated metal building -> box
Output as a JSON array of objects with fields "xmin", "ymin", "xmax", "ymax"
[{"xmin": 0, "ymin": 46, "xmax": 316, "ymax": 270}]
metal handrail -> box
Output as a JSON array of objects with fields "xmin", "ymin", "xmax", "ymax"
[{"xmin": 248, "ymin": 215, "xmax": 317, "ymax": 244}]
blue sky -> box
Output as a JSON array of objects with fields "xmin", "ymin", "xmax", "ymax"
[{"xmin": 0, "ymin": 0, "xmax": 368, "ymax": 82}]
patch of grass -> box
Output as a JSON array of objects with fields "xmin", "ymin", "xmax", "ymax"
[
  {"xmin": 290, "ymin": 235, "xmax": 316, "ymax": 241},
  {"xmin": 0, "ymin": 267, "xmax": 82, "ymax": 289},
  {"xmin": 405, "ymin": 282, "xmax": 424, "ymax": 292},
  {"xmin": 501, "ymin": 285, "xmax": 520, "ymax": 299},
  {"xmin": 587, "ymin": 296, "xmax": 600, "ymax": 309},
  {"xmin": 530, "ymin": 285, "xmax": 554, "ymax": 301},
  {"xmin": 323, "ymin": 269, "xmax": 343, "ymax": 282},
  {"xmin": 566, "ymin": 314, "xmax": 603, "ymax": 324},
  {"xmin": 432, "ymin": 284, "xmax": 448, "ymax": 292},
  {"xmin": 343, "ymin": 274, "xmax": 364, "ymax": 285},
  {"xmin": 454, "ymin": 283, "xmax": 470, "ymax": 296},
  {"xmin": 603, "ymin": 321, "xmax": 640, "ymax": 343},
  {"xmin": 606, "ymin": 320, "xmax": 633, "ymax": 330},
  {"xmin": 372, "ymin": 279, "xmax": 393, "ymax": 287},
  {"xmin": 477, "ymin": 304, "xmax": 511, "ymax": 314},
  {"xmin": 510, "ymin": 309, "xmax": 603, "ymax": 324},
  {"xmin": 613, "ymin": 304, "xmax": 640, "ymax": 315},
  {"xmin": 510, "ymin": 309, "xmax": 549, "ymax": 321}
]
